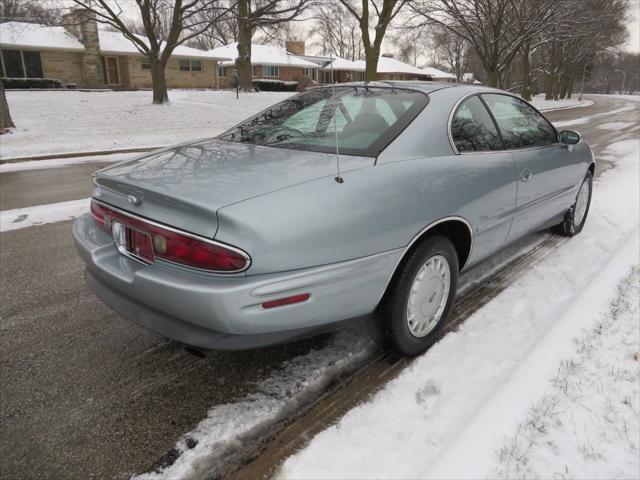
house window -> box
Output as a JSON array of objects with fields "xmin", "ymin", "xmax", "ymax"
[
  {"xmin": 303, "ymin": 67, "xmax": 309, "ymax": 76},
  {"xmin": 218, "ymin": 66, "xmax": 227, "ymax": 77},
  {"xmin": 252, "ymin": 65, "xmax": 261, "ymax": 77},
  {"xmin": 180, "ymin": 59, "xmax": 202, "ymax": 72},
  {"xmin": 1, "ymin": 49, "xmax": 43, "ymax": 78},
  {"xmin": 141, "ymin": 57, "xmax": 151, "ymax": 70},
  {"xmin": 356, "ymin": 71, "xmax": 365, "ymax": 81},
  {"xmin": 262, "ymin": 65, "xmax": 279, "ymax": 77}
]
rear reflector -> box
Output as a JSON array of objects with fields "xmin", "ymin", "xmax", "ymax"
[
  {"xmin": 262, "ymin": 293, "xmax": 310, "ymax": 309},
  {"xmin": 90, "ymin": 199, "xmax": 249, "ymax": 273}
]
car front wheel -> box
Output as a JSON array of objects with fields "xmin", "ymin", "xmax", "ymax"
[
  {"xmin": 381, "ymin": 235, "xmax": 459, "ymax": 356},
  {"xmin": 557, "ymin": 171, "xmax": 593, "ymax": 236}
]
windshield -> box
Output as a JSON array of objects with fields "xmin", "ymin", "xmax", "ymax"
[{"xmin": 218, "ymin": 86, "xmax": 428, "ymax": 157}]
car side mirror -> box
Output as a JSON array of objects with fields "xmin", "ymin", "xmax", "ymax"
[{"xmin": 558, "ymin": 130, "xmax": 581, "ymax": 151}]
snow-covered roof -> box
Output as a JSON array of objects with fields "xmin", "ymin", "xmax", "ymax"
[
  {"xmin": 98, "ymin": 30, "xmax": 228, "ymax": 60},
  {"xmin": 209, "ymin": 43, "xmax": 320, "ymax": 68},
  {"xmin": 422, "ymin": 66, "xmax": 457, "ymax": 79},
  {"xmin": 353, "ymin": 57, "xmax": 428, "ymax": 76},
  {"xmin": 0, "ymin": 21, "xmax": 84, "ymax": 51},
  {"xmin": 321, "ymin": 57, "xmax": 364, "ymax": 71},
  {"xmin": 0, "ymin": 22, "xmax": 227, "ymax": 60}
]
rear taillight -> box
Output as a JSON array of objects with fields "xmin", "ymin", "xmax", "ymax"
[{"xmin": 90, "ymin": 199, "xmax": 249, "ymax": 273}]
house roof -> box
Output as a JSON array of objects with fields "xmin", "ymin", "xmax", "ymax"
[
  {"xmin": 0, "ymin": 21, "xmax": 228, "ymax": 60},
  {"xmin": 98, "ymin": 30, "xmax": 228, "ymax": 60},
  {"xmin": 209, "ymin": 43, "xmax": 320, "ymax": 68},
  {"xmin": 353, "ymin": 57, "xmax": 428, "ymax": 76},
  {"xmin": 0, "ymin": 21, "xmax": 84, "ymax": 51},
  {"xmin": 421, "ymin": 66, "xmax": 457, "ymax": 79},
  {"xmin": 321, "ymin": 57, "xmax": 364, "ymax": 71}
]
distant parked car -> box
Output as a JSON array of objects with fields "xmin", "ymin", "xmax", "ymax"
[{"xmin": 73, "ymin": 82, "xmax": 594, "ymax": 356}]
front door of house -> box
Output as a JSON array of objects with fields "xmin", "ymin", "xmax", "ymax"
[{"xmin": 105, "ymin": 57, "xmax": 119, "ymax": 85}]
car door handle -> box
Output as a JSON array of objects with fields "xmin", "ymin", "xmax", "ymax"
[{"xmin": 519, "ymin": 169, "xmax": 533, "ymax": 182}]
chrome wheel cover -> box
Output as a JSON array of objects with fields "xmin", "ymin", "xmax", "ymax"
[
  {"xmin": 407, "ymin": 254, "xmax": 451, "ymax": 338},
  {"xmin": 574, "ymin": 179, "xmax": 590, "ymax": 226}
]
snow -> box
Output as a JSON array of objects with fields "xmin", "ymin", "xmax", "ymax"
[
  {"xmin": 97, "ymin": 30, "xmax": 227, "ymax": 60},
  {"xmin": 353, "ymin": 57, "xmax": 429, "ymax": 76},
  {"xmin": 322, "ymin": 57, "xmax": 364, "ymax": 72},
  {"xmin": 279, "ymin": 138, "xmax": 640, "ymax": 479},
  {"xmin": 421, "ymin": 66, "xmax": 457, "ymax": 79},
  {"xmin": 209, "ymin": 43, "xmax": 320, "ymax": 68},
  {"xmin": 1, "ymin": 90, "xmax": 294, "ymax": 159},
  {"xmin": 530, "ymin": 94, "xmax": 594, "ymax": 112},
  {"xmin": 0, "ymin": 21, "xmax": 84, "ymax": 51},
  {"xmin": 495, "ymin": 266, "xmax": 640, "ymax": 479},
  {"xmin": 135, "ymin": 326, "xmax": 375, "ymax": 480},
  {"xmin": 0, "ymin": 153, "xmax": 136, "ymax": 173},
  {"xmin": 0, "ymin": 198, "xmax": 89, "ymax": 232}
]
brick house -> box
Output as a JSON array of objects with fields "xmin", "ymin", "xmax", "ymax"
[
  {"xmin": 209, "ymin": 41, "xmax": 322, "ymax": 88},
  {"xmin": 0, "ymin": 10, "xmax": 228, "ymax": 89},
  {"xmin": 353, "ymin": 55, "xmax": 434, "ymax": 81}
]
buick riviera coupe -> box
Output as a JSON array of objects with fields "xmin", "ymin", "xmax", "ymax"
[{"xmin": 73, "ymin": 82, "xmax": 594, "ymax": 356}]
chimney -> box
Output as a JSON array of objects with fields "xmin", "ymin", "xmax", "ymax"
[
  {"xmin": 62, "ymin": 8, "xmax": 105, "ymax": 88},
  {"xmin": 286, "ymin": 40, "xmax": 305, "ymax": 56},
  {"xmin": 381, "ymin": 53, "xmax": 394, "ymax": 58}
]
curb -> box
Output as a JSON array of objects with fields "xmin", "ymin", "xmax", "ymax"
[{"xmin": 0, "ymin": 146, "xmax": 163, "ymax": 164}]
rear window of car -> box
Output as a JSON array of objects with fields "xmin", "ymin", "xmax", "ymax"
[{"xmin": 218, "ymin": 86, "xmax": 428, "ymax": 157}]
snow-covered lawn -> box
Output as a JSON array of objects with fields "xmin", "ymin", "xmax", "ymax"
[
  {"xmin": 279, "ymin": 139, "xmax": 640, "ymax": 479},
  {"xmin": 530, "ymin": 94, "xmax": 593, "ymax": 112},
  {"xmin": 1, "ymin": 89, "xmax": 599, "ymax": 160},
  {"xmin": 1, "ymin": 89, "xmax": 294, "ymax": 159}
]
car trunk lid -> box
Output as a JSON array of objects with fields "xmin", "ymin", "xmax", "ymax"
[{"xmin": 92, "ymin": 138, "xmax": 373, "ymax": 238}]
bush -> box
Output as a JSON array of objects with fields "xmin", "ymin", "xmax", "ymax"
[
  {"xmin": 2, "ymin": 77, "xmax": 63, "ymax": 89},
  {"xmin": 252, "ymin": 79, "xmax": 298, "ymax": 92}
]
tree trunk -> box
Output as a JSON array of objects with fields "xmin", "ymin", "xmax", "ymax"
[
  {"xmin": 520, "ymin": 45, "xmax": 532, "ymax": 101},
  {"xmin": 236, "ymin": 0, "xmax": 254, "ymax": 91},
  {"xmin": 485, "ymin": 68, "xmax": 499, "ymax": 88},
  {"xmin": 150, "ymin": 60, "xmax": 169, "ymax": 104},
  {"xmin": 364, "ymin": 48, "xmax": 379, "ymax": 82},
  {"xmin": 0, "ymin": 82, "xmax": 15, "ymax": 131}
]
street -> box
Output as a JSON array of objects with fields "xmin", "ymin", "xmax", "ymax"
[{"xmin": 1, "ymin": 94, "xmax": 638, "ymax": 479}]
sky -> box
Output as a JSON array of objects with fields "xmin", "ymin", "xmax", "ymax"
[{"xmin": 56, "ymin": 0, "xmax": 640, "ymax": 54}]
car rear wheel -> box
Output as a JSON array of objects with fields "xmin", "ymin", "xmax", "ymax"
[
  {"xmin": 381, "ymin": 236, "xmax": 459, "ymax": 356},
  {"xmin": 556, "ymin": 171, "xmax": 592, "ymax": 237}
]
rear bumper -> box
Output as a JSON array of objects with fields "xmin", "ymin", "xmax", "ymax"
[{"xmin": 73, "ymin": 213, "xmax": 401, "ymax": 350}]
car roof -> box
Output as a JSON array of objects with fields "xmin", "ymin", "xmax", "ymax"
[{"xmin": 318, "ymin": 80, "xmax": 504, "ymax": 96}]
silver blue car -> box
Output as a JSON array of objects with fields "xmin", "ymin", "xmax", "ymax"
[{"xmin": 73, "ymin": 82, "xmax": 594, "ymax": 356}]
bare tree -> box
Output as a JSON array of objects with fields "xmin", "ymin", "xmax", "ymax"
[
  {"xmin": 338, "ymin": 0, "xmax": 409, "ymax": 81},
  {"xmin": 409, "ymin": 0, "xmax": 569, "ymax": 88},
  {"xmin": 234, "ymin": 0, "xmax": 311, "ymax": 90},
  {"xmin": 431, "ymin": 26, "xmax": 468, "ymax": 81},
  {"xmin": 390, "ymin": 25, "xmax": 427, "ymax": 66},
  {"xmin": 0, "ymin": 82, "xmax": 15, "ymax": 132},
  {"xmin": 188, "ymin": 0, "xmax": 238, "ymax": 49},
  {"xmin": 309, "ymin": 2, "xmax": 363, "ymax": 61},
  {"xmin": 0, "ymin": 0, "xmax": 63, "ymax": 24},
  {"xmin": 69, "ymin": 0, "xmax": 234, "ymax": 104}
]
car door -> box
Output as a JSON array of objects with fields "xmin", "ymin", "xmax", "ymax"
[
  {"xmin": 449, "ymin": 94, "xmax": 517, "ymax": 264},
  {"xmin": 481, "ymin": 93, "xmax": 579, "ymax": 241}
]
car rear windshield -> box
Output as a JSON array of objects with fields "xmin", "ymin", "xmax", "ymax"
[{"xmin": 218, "ymin": 86, "xmax": 428, "ymax": 157}]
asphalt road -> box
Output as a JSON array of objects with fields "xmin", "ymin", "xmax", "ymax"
[{"xmin": 1, "ymin": 94, "xmax": 638, "ymax": 480}]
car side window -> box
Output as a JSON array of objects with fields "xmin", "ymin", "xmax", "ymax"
[
  {"xmin": 481, "ymin": 94, "xmax": 557, "ymax": 149},
  {"xmin": 451, "ymin": 95, "xmax": 503, "ymax": 152}
]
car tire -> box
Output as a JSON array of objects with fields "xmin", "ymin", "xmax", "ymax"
[
  {"xmin": 381, "ymin": 235, "xmax": 459, "ymax": 356},
  {"xmin": 556, "ymin": 171, "xmax": 593, "ymax": 237}
]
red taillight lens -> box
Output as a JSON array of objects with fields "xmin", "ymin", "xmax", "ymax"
[{"xmin": 90, "ymin": 199, "xmax": 248, "ymax": 272}]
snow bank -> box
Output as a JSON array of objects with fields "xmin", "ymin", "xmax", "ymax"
[
  {"xmin": 0, "ymin": 198, "xmax": 89, "ymax": 232},
  {"xmin": 530, "ymin": 94, "xmax": 593, "ymax": 112},
  {"xmin": 279, "ymin": 138, "xmax": 640, "ymax": 479},
  {"xmin": 2, "ymin": 90, "xmax": 294, "ymax": 159}
]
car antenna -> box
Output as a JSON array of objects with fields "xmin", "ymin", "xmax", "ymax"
[{"xmin": 329, "ymin": 58, "xmax": 344, "ymax": 184}]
